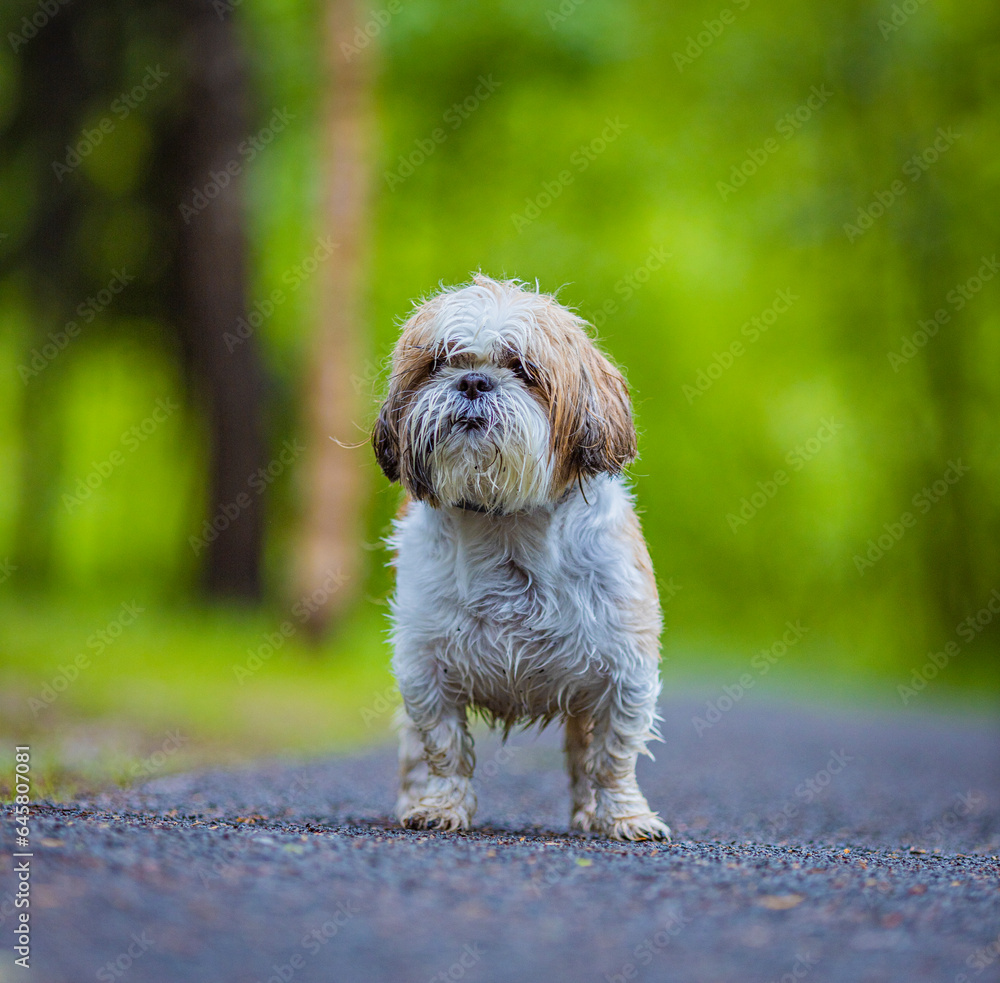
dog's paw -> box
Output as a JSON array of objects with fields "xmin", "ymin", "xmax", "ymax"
[
  {"xmin": 397, "ymin": 777, "xmax": 476, "ymax": 833},
  {"xmin": 594, "ymin": 811, "xmax": 671, "ymax": 842},
  {"xmin": 570, "ymin": 806, "xmax": 596, "ymax": 833},
  {"xmin": 399, "ymin": 800, "xmax": 472, "ymax": 833}
]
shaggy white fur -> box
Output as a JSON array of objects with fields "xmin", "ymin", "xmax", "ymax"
[{"xmin": 374, "ymin": 276, "xmax": 669, "ymax": 841}]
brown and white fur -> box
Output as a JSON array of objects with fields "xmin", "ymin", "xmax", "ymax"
[{"xmin": 373, "ymin": 274, "xmax": 669, "ymax": 841}]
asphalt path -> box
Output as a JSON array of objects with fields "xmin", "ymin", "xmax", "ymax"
[{"xmin": 1, "ymin": 695, "xmax": 998, "ymax": 983}]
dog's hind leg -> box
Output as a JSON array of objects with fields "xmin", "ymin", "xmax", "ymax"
[{"xmin": 565, "ymin": 713, "xmax": 597, "ymax": 832}]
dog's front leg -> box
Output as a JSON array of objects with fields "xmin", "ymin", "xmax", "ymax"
[
  {"xmin": 586, "ymin": 681, "xmax": 671, "ymax": 842},
  {"xmin": 394, "ymin": 674, "xmax": 476, "ymax": 832}
]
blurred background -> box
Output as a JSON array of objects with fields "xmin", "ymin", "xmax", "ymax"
[{"xmin": 0, "ymin": 0, "xmax": 997, "ymax": 795}]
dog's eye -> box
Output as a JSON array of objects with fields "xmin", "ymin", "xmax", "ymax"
[{"xmin": 508, "ymin": 358, "xmax": 535, "ymax": 385}]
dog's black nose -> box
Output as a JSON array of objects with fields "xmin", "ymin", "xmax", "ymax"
[{"xmin": 456, "ymin": 372, "xmax": 495, "ymax": 400}]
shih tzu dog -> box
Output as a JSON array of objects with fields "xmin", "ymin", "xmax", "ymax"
[{"xmin": 373, "ymin": 274, "xmax": 669, "ymax": 841}]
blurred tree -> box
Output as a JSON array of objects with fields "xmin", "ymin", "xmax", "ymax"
[
  {"xmin": 163, "ymin": 0, "xmax": 267, "ymax": 599},
  {"xmin": 292, "ymin": 0, "xmax": 371, "ymax": 637},
  {"xmin": 0, "ymin": 0, "xmax": 995, "ymax": 677},
  {"xmin": 0, "ymin": 0, "xmax": 269, "ymax": 599}
]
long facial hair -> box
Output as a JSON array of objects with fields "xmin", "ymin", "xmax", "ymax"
[
  {"xmin": 373, "ymin": 275, "xmax": 638, "ymax": 514},
  {"xmin": 403, "ymin": 364, "xmax": 553, "ymax": 514}
]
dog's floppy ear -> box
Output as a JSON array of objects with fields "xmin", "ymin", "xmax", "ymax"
[
  {"xmin": 538, "ymin": 303, "xmax": 638, "ymax": 485},
  {"xmin": 372, "ymin": 396, "xmax": 401, "ymax": 483},
  {"xmin": 572, "ymin": 342, "xmax": 637, "ymax": 477},
  {"xmin": 372, "ymin": 301, "xmax": 441, "ymax": 488}
]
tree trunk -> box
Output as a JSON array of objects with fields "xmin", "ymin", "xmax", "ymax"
[
  {"xmin": 171, "ymin": 0, "xmax": 267, "ymax": 600},
  {"xmin": 292, "ymin": 0, "xmax": 372, "ymax": 637}
]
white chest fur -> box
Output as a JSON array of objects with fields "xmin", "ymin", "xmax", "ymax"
[{"xmin": 389, "ymin": 475, "xmax": 661, "ymax": 725}]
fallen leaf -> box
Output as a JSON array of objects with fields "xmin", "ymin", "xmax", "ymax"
[{"xmin": 757, "ymin": 893, "xmax": 805, "ymax": 910}]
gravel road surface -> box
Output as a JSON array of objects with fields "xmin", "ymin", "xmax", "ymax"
[{"xmin": 1, "ymin": 695, "xmax": 998, "ymax": 983}]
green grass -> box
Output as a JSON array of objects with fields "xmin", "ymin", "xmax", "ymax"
[{"xmin": 0, "ymin": 597, "xmax": 398, "ymax": 800}]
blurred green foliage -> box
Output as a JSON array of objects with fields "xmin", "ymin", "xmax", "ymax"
[{"xmin": 1, "ymin": 0, "xmax": 998, "ymax": 756}]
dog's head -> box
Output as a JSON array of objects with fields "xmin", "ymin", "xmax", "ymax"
[{"xmin": 373, "ymin": 275, "xmax": 636, "ymax": 514}]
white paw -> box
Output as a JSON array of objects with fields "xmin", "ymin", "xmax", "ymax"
[
  {"xmin": 397, "ymin": 776, "xmax": 475, "ymax": 833},
  {"xmin": 399, "ymin": 800, "xmax": 472, "ymax": 832},
  {"xmin": 593, "ymin": 811, "xmax": 671, "ymax": 842},
  {"xmin": 570, "ymin": 806, "xmax": 596, "ymax": 833}
]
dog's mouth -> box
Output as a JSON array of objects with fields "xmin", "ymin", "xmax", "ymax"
[{"xmin": 445, "ymin": 407, "xmax": 493, "ymax": 436}]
